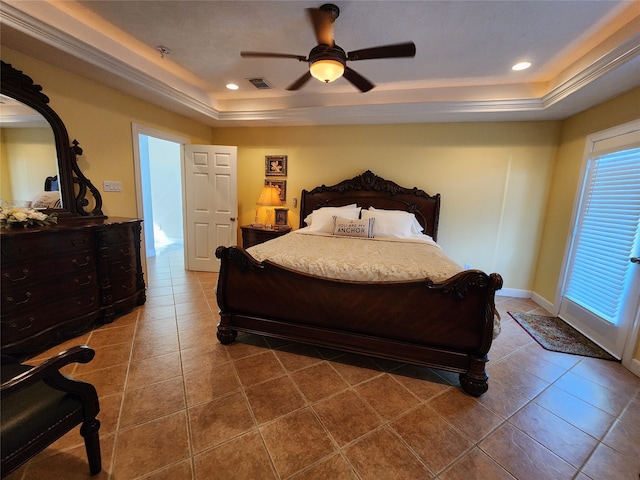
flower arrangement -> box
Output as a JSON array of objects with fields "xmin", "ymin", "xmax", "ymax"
[{"xmin": 0, "ymin": 206, "xmax": 58, "ymax": 228}]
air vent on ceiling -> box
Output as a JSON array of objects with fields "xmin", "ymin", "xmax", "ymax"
[{"xmin": 247, "ymin": 78, "xmax": 272, "ymax": 89}]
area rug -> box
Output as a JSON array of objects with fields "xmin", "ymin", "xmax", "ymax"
[{"xmin": 508, "ymin": 312, "xmax": 617, "ymax": 361}]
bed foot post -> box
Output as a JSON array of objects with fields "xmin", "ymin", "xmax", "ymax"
[
  {"xmin": 217, "ymin": 325, "xmax": 238, "ymax": 344},
  {"xmin": 459, "ymin": 356, "xmax": 489, "ymax": 397}
]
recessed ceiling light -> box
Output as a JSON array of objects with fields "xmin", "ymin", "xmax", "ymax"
[
  {"xmin": 226, "ymin": 83, "xmax": 239, "ymax": 90},
  {"xmin": 512, "ymin": 62, "xmax": 532, "ymax": 71}
]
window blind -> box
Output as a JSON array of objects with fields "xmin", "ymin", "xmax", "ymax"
[{"xmin": 565, "ymin": 147, "xmax": 640, "ymax": 324}]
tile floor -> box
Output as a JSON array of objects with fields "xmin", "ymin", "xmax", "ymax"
[{"xmin": 6, "ymin": 249, "xmax": 640, "ymax": 480}]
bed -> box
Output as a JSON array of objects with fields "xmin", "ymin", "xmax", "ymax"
[{"xmin": 215, "ymin": 171, "xmax": 503, "ymax": 396}]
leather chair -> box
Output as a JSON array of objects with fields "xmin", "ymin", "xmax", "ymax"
[{"xmin": 1, "ymin": 345, "xmax": 101, "ymax": 477}]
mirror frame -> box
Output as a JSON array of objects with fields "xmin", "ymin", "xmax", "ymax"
[{"xmin": 1, "ymin": 60, "xmax": 103, "ymax": 218}]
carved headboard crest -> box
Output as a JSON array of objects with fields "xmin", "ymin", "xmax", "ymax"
[{"xmin": 300, "ymin": 171, "xmax": 441, "ymax": 240}]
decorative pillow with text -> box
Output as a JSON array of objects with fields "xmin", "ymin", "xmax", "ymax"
[{"xmin": 332, "ymin": 216, "xmax": 375, "ymax": 238}]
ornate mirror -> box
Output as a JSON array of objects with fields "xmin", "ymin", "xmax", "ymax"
[{"xmin": 1, "ymin": 60, "xmax": 103, "ymax": 219}]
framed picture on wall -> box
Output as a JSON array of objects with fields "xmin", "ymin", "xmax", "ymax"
[
  {"xmin": 265, "ymin": 179, "xmax": 286, "ymax": 202},
  {"xmin": 265, "ymin": 155, "xmax": 287, "ymax": 176}
]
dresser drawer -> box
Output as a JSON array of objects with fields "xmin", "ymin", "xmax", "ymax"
[
  {"xmin": 104, "ymin": 223, "xmax": 135, "ymax": 245},
  {"xmin": 108, "ymin": 239, "xmax": 136, "ymax": 264},
  {"xmin": 1, "ymin": 285, "xmax": 101, "ymax": 346},
  {"xmin": 2, "ymin": 272, "xmax": 98, "ymax": 315},
  {"xmin": 1, "ymin": 230, "xmax": 94, "ymax": 264},
  {"xmin": 1, "ymin": 252, "xmax": 96, "ymax": 287}
]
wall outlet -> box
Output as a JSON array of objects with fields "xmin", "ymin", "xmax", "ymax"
[{"xmin": 103, "ymin": 181, "xmax": 123, "ymax": 192}]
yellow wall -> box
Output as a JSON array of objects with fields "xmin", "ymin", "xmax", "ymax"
[
  {"xmin": 532, "ymin": 87, "xmax": 640, "ymax": 303},
  {"xmin": 1, "ymin": 47, "xmax": 213, "ymax": 218},
  {"xmin": 530, "ymin": 87, "xmax": 640, "ymax": 361},
  {"xmin": 212, "ymin": 122, "xmax": 560, "ymax": 291}
]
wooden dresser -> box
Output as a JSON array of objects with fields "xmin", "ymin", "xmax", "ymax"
[{"xmin": 1, "ymin": 218, "xmax": 145, "ymax": 355}]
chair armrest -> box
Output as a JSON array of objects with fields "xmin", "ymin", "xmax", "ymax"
[{"xmin": 1, "ymin": 346, "xmax": 96, "ymax": 401}]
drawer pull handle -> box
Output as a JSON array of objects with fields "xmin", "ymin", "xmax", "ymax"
[
  {"xmin": 72, "ymin": 238, "xmax": 89, "ymax": 247},
  {"xmin": 7, "ymin": 292, "xmax": 32, "ymax": 306},
  {"xmin": 3, "ymin": 269, "xmax": 29, "ymax": 282},
  {"xmin": 119, "ymin": 248, "xmax": 131, "ymax": 257},
  {"xmin": 72, "ymin": 256, "xmax": 91, "ymax": 267},
  {"xmin": 10, "ymin": 317, "xmax": 34, "ymax": 332},
  {"xmin": 74, "ymin": 275, "xmax": 93, "ymax": 287},
  {"xmin": 77, "ymin": 296, "xmax": 96, "ymax": 308},
  {"xmin": 119, "ymin": 264, "xmax": 132, "ymax": 273}
]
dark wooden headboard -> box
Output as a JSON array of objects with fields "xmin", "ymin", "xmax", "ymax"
[{"xmin": 299, "ymin": 171, "xmax": 441, "ymax": 241}]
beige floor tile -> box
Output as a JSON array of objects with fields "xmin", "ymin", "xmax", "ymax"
[
  {"xmin": 510, "ymin": 402, "xmax": 599, "ymax": 468},
  {"xmin": 392, "ymin": 404, "xmax": 473, "ymax": 473},
  {"xmin": 125, "ymin": 351, "xmax": 182, "ymax": 390},
  {"xmin": 289, "ymin": 454, "xmax": 359, "ymax": 480},
  {"xmin": 233, "ymin": 350, "xmax": 287, "ymax": 387},
  {"xmin": 273, "ymin": 343, "xmax": 324, "ymax": 372},
  {"xmin": 183, "ymin": 361, "xmax": 240, "ymax": 406},
  {"xmin": 344, "ymin": 427, "xmax": 433, "ymax": 480},
  {"xmin": 355, "ymin": 374, "xmax": 420, "ymax": 421},
  {"xmin": 193, "ymin": 431, "xmax": 276, "ymax": 480},
  {"xmin": 534, "ymin": 385, "xmax": 616, "ymax": 439},
  {"xmin": 260, "ymin": 408, "xmax": 336, "ymax": 479},
  {"xmin": 313, "ymin": 389, "xmax": 382, "ymax": 446},
  {"xmin": 188, "ymin": 392, "xmax": 255, "ymax": 453},
  {"xmin": 245, "ymin": 375, "xmax": 306, "ymax": 424},
  {"xmin": 291, "ymin": 362, "xmax": 351, "ymax": 403},
  {"xmin": 119, "ymin": 376, "xmax": 185, "ymax": 428},
  {"xmin": 113, "ymin": 411, "xmax": 190, "ymax": 478},
  {"xmin": 427, "ymin": 388, "xmax": 503, "ymax": 442},
  {"xmin": 439, "ymin": 447, "xmax": 515, "ymax": 480},
  {"xmin": 480, "ymin": 423, "xmax": 577, "ymax": 479},
  {"xmin": 553, "ymin": 370, "xmax": 631, "ymax": 416},
  {"xmin": 580, "ymin": 443, "xmax": 640, "ymax": 480}
]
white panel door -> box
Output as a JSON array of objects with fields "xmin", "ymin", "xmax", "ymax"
[{"xmin": 184, "ymin": 144, "xmax": 237, "ymax": 272}]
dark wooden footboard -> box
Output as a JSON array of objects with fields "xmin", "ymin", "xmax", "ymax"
[{"xmin": 215, "ymin": 246, "xmax": 503, "ymax": 396}]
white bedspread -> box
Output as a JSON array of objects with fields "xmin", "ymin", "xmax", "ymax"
[{"xmin": 246, "ymin": 228, "xmax": 462, "ymax": 283}]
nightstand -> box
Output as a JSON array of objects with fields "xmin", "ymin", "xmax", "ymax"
[{"xmin": 240, "ymin": 225, "xmax": 291, "ymax": 248}]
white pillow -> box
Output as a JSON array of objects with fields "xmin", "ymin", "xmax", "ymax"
[
  {"xmin": 361, "ymin": 207, "xmax": 424, "ymax": 238},
  {"xmin": 332, "ymin": 216, "xmax": 374, "ymax": 238},
  {"xmin": 305, "ymin": 205, "xmax": 361, "ymax": 233}
]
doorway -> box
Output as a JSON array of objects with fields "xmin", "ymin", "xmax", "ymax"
[
  {"xmin": 132, "ymin": 124, "xmax": 189, "ymax": 261},
  {"xmin": 140, "ymin": 134, "xmax": 184, "ymax": 256}
]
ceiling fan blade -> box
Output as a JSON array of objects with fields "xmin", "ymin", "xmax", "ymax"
[
  {"xmin": 342, "ymin": 67, "xmax": 375, "ymax": 93},
  {"xmin": 286, "ymin": 71, "xmax": 313, "ymax": 91},
  {"xmin": 347, "ymin": 42, "xmax": 416, "ymax": 61},
  {"xmin": 241, "ymin": 51, "xmax": 307, "ymax": 61},
  {"xmin": 306, "ymin": 7, "xmax": 335, "ymax": 46}
]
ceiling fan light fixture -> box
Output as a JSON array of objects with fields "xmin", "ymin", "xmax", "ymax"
[{"xmin": 310, "ymin": 58, "xmax": 345, "ymax": 83}]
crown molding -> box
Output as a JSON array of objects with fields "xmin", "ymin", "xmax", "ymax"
[{"xmin": 2, "ymin": 2, "xmax": 638, "ymax": 127}]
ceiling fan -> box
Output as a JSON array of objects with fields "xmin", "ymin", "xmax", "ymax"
[{"xmin": 241, "ymin": 3, "xmax": 416, "ymax": 93}]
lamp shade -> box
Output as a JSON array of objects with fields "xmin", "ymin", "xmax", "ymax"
[
  {"xmin": 256, "ymin": 185, "xmax": 282, "ymax": 207},
  {"xmin": 309, "ymin": 59, "xmax": 345, "ymax": 83}
]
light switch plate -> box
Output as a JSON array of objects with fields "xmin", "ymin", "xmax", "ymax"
[{"xmin": 103, "ymin": 181, "xmax": 123, "ymax": 192}]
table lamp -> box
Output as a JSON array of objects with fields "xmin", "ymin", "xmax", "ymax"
[{"xmin": 254, "ymin": 185, "xmax": 282, "ymax": 229}]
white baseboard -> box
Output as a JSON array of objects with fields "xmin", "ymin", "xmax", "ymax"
[
  {"xmin": 496, "ymin": 288, "xmax": 530, "ymax": 298},
  {"xmin": 530, "ymin": 292, "xmax": 558, "ymax": 315},
  {"xmin": 629, "ymin": 359, "xmax": 640, "ymax": 378}
]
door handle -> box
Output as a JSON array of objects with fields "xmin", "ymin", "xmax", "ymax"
[
  {"xmin": 631, "ymin": 257, "xmax": 640, "ymax": 264},
  {"xmin": 230, "ymin": 217, "xmax": 236, "ymax": 222}
]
